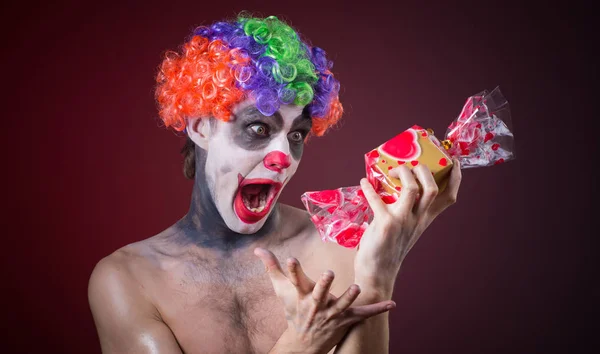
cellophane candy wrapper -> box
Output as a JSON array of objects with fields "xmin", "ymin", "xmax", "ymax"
[
  {"xmin": 445, "ymin": 86, "xmax": 515, "ymax": 168},
  {"xmin": 301, "ymin": 87, "xmax": 515, "ymax": 248},
  {"xmin": 303, "ymin": 186, "xmax": 373, "ymax": 248}
]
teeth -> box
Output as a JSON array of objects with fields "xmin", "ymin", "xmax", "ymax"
[
  {"xmin": 249, "ymin": 205, "xmax": 266, "ymax": 213},
  {"xmin": 241, "ymin": 187, "xmax": 271, "ymax": 214}
]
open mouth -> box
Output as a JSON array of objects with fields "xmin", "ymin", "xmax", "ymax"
[{"xmin": 234, "ymin": 174, "xmax": 283, "ymax": 224}]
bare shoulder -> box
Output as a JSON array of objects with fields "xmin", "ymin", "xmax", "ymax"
[
  {"xmin": 279, "ymin": 204, "xmax": 358, "ymax": 290},
  {"xmin": 88, "ymin": 241, "xmax": 161, "ymax": 328},
  {"xmin": 89, "ymin": 242, "xmax": 151, "ymax": 301},
  {"xmin": 89, "ymin": 230, "xmax": 182, "ymax": 293},
  {"xmin": 278, "ymin": 203, "xmax": 315, "ymax": 234},
  {"xmin": 88, "ymin": 239, "xmax": 182, "ymax": 353}
]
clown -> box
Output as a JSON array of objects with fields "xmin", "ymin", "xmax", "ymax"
[
  {"xmin": 156, "ymin": 15, "xmax": 343, "ymax": 237},
  {"xmin": 89, "ymin": 14, "xmax": 462, "ymax": 354}
]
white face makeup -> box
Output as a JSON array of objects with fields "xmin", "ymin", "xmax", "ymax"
[{"xmin": 200, "ymin": 99, "xmax": 311, "ymax": 234}]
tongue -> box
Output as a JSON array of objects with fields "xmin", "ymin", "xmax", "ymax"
[
  {"xmin": 243, "ymin": 184, "xmax": 268, "ymax": 209},
  {"xmin": 250, "ymin": 193, "xmax": 261, "ymax": 208}
]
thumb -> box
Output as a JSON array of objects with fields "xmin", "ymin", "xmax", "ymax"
[{"xmin": 254, "ymin": 247, "xmax": 287, "ymax": 285}]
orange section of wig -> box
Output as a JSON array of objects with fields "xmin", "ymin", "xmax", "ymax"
[
  {"xmin": 155, "ymin": 35, "xmax": 343, "ymax": 137},
  {"xmin": 311, "ymin": 96, "xmax": 343, "ymax": 137}
]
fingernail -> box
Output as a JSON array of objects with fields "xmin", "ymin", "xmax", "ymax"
[{"xmin": 386, "ymin": 304, "xmax": 395, "ymax": 310}]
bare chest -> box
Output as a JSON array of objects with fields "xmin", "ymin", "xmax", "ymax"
[
  {"xmin": 147, "ymin": 236, "xmax": 355, "ymax": 354},
  {"xmin": 154, "ymin": 258, "xmax": 289, "ymax": 354}
]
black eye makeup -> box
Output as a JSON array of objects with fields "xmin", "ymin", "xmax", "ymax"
[
  {"xmin": 248, "ymin": 122, "xmax": 270, "ymax": 137},
  {"xmin": 231, "ymin": 105, "xmax": 312, "ymax": 155},
  {"xmin": 287, "ymin": 130, "xmax": 307, "ymax": 143},
  {"xmin": 287, "ymin": 114, "xmax": 312, "ymax": 160},
  {"xmin": 232, "ymin": 107, "xmax": 280, "ymax": 151}
]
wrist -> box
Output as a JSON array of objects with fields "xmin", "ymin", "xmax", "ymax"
[
  {"xmin": 354, "ymin": 258, "xmax": 403, "ymax": 300},
  {"xmin": 269, "ymin": 328, "xmax": 318, "ymax": 354},
  {"xmin": 354, "ymin": 276, "xmax": 394, "ymax": 302}
]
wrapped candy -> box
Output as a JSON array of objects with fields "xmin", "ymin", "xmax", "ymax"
[{"xmin": 301, "ymin": 87, "xmax": 515, "ymax": 248}]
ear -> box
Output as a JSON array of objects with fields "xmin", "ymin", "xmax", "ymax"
[{"xmin": 186, "ymin": 117, "xmax": 212, "ymax": 150}]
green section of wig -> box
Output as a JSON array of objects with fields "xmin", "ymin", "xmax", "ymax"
[{"xmin": 239, "ymin": 15, "xmax": 318, "ymax": 106}]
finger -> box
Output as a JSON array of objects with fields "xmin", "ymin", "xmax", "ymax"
[
  {"xmin": 431, "ymin": 159, "xmax": 462, "ymax": 214},
  {"xmin": 411, "ymin": 164, "xmax": 439, "ymax": 215},
  {"xmin": 254, "ymin": 248, "xmax": 287, "ymax": 283},
  {"xmin": 343, "ymin": 301, "xmax": 396, "ymax": 324},
  {"xmin": 360, "ymin": 178, "xmax": 386, "ymax": 216},
  {"xmin": 390, "ymin": 165, "xmax": 419, "ymax": 215},
  {"xmin": 444, "ymin": 159, "xmax": 462, "ymax": 203},
  {"xmin": 286, "ymin": 257, "xmax": 315, "ymax": 294},
  {"xmin": 330, "ymin": 284, "xmax": 361, "ymax": 314},
  {"xmin": 311, "ymin": 270, "xmax": 335, "ymax": 306}
]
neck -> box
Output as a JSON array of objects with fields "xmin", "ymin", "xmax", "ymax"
[{"xmin": 175, "ymin": 146, "xmax": 280, "ymax": 252}]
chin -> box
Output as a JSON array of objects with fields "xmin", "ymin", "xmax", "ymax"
[
  {"xmin": 219, "ymin": 200, "xmax": 280, "ymax": 234},
  {"xmin": 225, "ymin": 217, "xmax": 270, "ymax": 235}
]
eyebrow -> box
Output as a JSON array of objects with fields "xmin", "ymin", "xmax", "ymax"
[
  {"xmin": 236, "ymin": 106, "xmax": 284, "ymax": 130},
  {"xmin": 290, "ymin": 113, "xmax": 312, "ymax": 132}
]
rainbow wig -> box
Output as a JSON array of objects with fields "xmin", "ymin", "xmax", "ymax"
[{"xmin": 155, "ymin": 14, "xmax": 343, "ymax": 137}]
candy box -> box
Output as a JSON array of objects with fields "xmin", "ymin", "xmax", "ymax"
[{"xmin": 365, "ymin": 125, "xmax": 453, "ymax": 203}]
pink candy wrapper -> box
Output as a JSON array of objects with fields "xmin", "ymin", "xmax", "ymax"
[{"xmin": 301, "ymin": 87, "xmax": 515, "ymax": 248}]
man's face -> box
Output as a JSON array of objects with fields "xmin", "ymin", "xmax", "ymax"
[{"xmin": 203, "ymin": 99, "xmax": 311, "ymax": 234}]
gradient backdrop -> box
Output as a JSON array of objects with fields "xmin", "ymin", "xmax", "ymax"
[{"xmin": 1, "ymin": 0, "xmax": 595, "ymax": 353}]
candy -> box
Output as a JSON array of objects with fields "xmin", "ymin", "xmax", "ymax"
[{"xmin": 301, "ymin": 87, "xmax": 515, "ymax": 248}]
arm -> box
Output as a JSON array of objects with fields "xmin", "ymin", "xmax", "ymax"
[
  {"xmin": 88, "ymin": 257, "xmax": 182, "ymax": 354},
  {"xmin": 332, "ymin": 288, "xmax": 391, "ymax": 354},
  {"xmin": 335, "ymin": 161, "xmax": 462, "ymax": 354}
]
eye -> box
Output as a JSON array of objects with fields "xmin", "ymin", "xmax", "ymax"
[
  {"xmin": 288, "ymin": 131, "xmax": 304, "ymax": 143},
  {"xmin": 249, "ymin": 123, "xmax": 269, "ymax": 136}
]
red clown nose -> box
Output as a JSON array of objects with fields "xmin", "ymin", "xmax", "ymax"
[{"xmin": 263, "ymin": 151, "xmax": 291, "ymax": 173}]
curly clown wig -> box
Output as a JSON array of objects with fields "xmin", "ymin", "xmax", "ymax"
[{"xmin": 155, "ymin": 14, "xmax": 343, "ymax": 140}]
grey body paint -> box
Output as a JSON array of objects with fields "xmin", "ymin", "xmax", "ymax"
[{"xmin": 175, "ymin": 148, "xmax": 278, "ymax": 252}]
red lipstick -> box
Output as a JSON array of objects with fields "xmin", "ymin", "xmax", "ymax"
[{"xmin": 234, "ymin": 174, "xmax": 283, "ymax": 224}]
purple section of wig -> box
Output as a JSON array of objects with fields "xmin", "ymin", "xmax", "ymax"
[{"xmin": 190, "ymin": 19, "xmax": 340, "ymax": 119}]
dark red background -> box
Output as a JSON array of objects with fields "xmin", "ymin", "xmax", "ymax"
[{"xmin": 2, "ymin": 0, "xmax": 595, "ymax": 353}]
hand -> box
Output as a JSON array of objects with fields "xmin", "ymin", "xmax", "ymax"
[
  {"xmin": 254, "ymin": 248, "xmax": 395, "ymax": 354},
  {"xmin": 354, "ymin": 160, "xmax": 463, "ymax": 297}
]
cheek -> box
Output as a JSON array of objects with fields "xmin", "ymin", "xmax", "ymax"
[
  {"xmin": 212, "ymin": 139, "xmax": 263, "ymax": 173},
  {"xmin": 289, "ymin": 143, "xmax": 304, "ymax": 161},
  {"xmin": 205, "ymin": 151, "xmax": 237, "ymax": 194},
  {"xmin": 288, "ymin": 156, "xmax": 300, "ymax": 176},
  {"xmin": 220, "ymin": 164, "xmax": 233, "ymax": 175}
]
